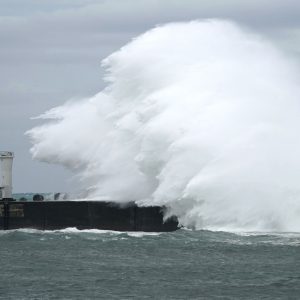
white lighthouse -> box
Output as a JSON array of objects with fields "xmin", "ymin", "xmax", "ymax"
[{"xmin": 0, "ymin": 151, "xmax": 14, "ymax": 199}]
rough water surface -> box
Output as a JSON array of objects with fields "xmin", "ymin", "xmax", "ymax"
[{"xmin": 1, "ymin": 229, "xmax": 300, "ymax": 299}]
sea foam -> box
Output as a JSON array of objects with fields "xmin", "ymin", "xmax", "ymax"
[{"xmin": 27, "ymin": 20, "xmax": 300, "ymax": 231}]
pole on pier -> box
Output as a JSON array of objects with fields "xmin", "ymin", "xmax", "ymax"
[{"xmin": 0, "ymin": 151, "xmax": 14, "ymax": 200}]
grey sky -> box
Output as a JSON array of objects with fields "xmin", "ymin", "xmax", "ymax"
[{"xmin": 1, "ymin": 0, "xmax": 300, "ymax": 193}]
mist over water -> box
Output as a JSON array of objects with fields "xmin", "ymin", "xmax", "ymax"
[{"xmin": 27, "ymin": 20, "xmax": 300, "ymax": 231}]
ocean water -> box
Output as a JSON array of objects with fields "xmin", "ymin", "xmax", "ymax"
[{"xmin": 1, "ymin": 228, "xmax": 299, "ymax": 299}]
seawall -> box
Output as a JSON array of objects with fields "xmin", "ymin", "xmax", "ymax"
[{"xmin": 0, "ymin": 201, "xmax": 179, "ymax": 232}]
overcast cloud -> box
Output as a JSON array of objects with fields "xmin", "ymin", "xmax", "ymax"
[{"xmin": 1, "ymin": 0, "xmax": 300, "ymax": 193}]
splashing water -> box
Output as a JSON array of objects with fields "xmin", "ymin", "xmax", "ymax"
[{"xmin": 27, "ymin": 20, "xmax": 300, "ymax": 231}]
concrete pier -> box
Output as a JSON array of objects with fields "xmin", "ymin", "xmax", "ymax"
[{"xmin": 0, "ymin": 200, "xmax": 179, "ymax": 232}]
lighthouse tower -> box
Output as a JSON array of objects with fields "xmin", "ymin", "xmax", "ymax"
[{"xmin": 0, "ymin": 151, "xmax": 14, "ymax": 200}]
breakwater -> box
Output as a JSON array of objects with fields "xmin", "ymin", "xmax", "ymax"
[{"xmin": 0, "ymin": 200, "xmax": 178, "ymax": 232}]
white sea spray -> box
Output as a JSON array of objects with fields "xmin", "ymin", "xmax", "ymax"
[{"xmin": 27, "ymin": 20, "xmax": 300, "ymax": 231}]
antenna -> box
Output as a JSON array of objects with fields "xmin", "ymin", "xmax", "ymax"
[{"xmin": 0, "ymin": 151, "xmax": 14, "ymax": 200}]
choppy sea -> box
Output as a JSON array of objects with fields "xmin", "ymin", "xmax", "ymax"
[{"xmin": 1, "ymin": 227, "xmax": 300, "ymax": 299}]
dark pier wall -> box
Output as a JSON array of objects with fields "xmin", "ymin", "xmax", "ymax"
[{"xmin": 0, "ymin": 201, "xmax": 178, "ymax": 232}]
